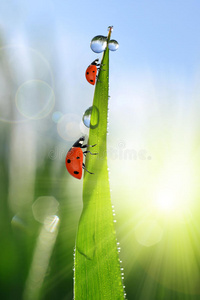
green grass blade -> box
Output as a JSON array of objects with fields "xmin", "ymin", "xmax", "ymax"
[{"xmin": 74, "ymin": 28, "xmax": 125, "ymax": 300}]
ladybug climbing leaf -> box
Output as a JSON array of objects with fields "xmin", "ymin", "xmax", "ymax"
[
  {"xmin": 85, "ymin": 59, "xmax": 101, "ymax": 85},
  {"xmin": 65, "ymin": 136, "xmax": 97, "ymax": 179}
]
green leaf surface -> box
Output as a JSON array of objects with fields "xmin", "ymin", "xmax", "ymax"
[{"xmin": 74, "ymin": 28, "xmax": 124, "ymax": 300}]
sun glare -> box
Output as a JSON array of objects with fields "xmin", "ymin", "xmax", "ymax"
[
  {"xmin": 156, "ymin": 194, "xmax": 175, "ymax": 212},
  {"xmin": 147, "ymin": 159, "xmax": 195, "ymax": 225}
]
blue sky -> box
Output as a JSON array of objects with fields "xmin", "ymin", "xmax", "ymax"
[{"xmin": 1, "ymin": 0, "xmax": 200, "ymax": 73}]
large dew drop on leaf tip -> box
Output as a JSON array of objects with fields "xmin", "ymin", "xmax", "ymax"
[
  {"xmin": 108, "ymin": 40, "xmax": 119, "ymax": 51},
  {"xmin": 90, "ymin": 35, "xmax": 107, "ymax": 53}
]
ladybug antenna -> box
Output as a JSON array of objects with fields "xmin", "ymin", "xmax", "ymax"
[{"xmin": 79, "ymin": 136, "xmax": 85, "ymax": 141}]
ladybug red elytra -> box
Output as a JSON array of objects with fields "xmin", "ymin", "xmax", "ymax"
[
  {"xmin": 85, "ymin": 59, "xmax": 101, "ymax": 85},
  {"xmin": 65, "ymin": 136, "xmax": 97, "ymax": 179}
]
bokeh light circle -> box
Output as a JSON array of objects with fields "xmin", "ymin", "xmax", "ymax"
[
  {"xmin": 15, "ymin": 80, "xmax": 55, "ymax": 119},
  {"xmin": 57, "ymin": 113, "xmax": 82, "ymax": 141},
  {"xmin": 0, "ymin": 45, "xmax": 54, "ymax": 123},
  {"xmin": 32, "ymin": 196, "xmax": 59, "ymax": 224},
  {"xmin": 134, "ymin": 220, "xmax": 163, "ymax": 247}
]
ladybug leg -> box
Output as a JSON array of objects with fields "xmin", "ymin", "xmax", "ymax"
[
  {"xmin": 81, "ymin": 143, "xmax": 97, "ymax": 149},
  {"xmin": 97, "ymin": 67, "xmax": 106, "ymax": 71},
  {"xmin": 83, "ymin": 150, "xmax": 98, "ymax": 156},
  {"xmin": 97, "ymin": 63, "xmax": 106, "ymax": 71},
  {"xmin": 96, "ymin": 77, "xmax": 102, "ymax": 83},
  {"xmin": 82, "ymin": 163, "xmax": 94, "ymax": 174}
]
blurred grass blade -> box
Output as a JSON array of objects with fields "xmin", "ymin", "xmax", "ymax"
[{"xmin": 74, "ymin": 27, "xmax": 124, "ymax": 300}]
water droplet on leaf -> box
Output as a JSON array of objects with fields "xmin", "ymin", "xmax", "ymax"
[
  {"xmin": 108, "ymin": 40, "xmax": 119, "ymax": 51},
  {"xmin": 90, "ymin": 35, "xmax": 107, "ymax": 53},
  {"xmin": 82, "ymin": 106, "xmax": 99, "ymax": 129}
]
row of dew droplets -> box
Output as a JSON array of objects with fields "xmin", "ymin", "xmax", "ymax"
[
  {"xmin": 113, "ymin": 202, "xmax": 127, "ymax": 299},
  {"xmin": 82, "ymin": 26, "xmax": 119, "ymax": 129}
]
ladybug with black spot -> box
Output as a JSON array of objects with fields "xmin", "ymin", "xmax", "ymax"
[
  {"xmin": 65, "ymin": 136, "xmax": 97, "ymax": 179},
  {"xmin": 85, "ymin": 59, "xmax": 102, "ymax": 85}
]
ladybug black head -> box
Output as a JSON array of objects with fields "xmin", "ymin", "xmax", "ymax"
[
  {"xmin": 72, "ymin": 136, "xmax": 85, "ymax": 148},
  {"xmin": 91, "ymin": 59, "xmax": 99, "ymax": 66}
]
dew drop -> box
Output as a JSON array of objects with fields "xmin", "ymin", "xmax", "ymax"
[
  {"xmin": 90, "ymin": 35, "xmax": 107, "ymax": 53},
  {"xmin": 82, "ymin": 106, "xmax": 99, "ymax": 129},
  {"xmin": 108, "ymin": 40, "xmax": 119, "ymax": 51}
]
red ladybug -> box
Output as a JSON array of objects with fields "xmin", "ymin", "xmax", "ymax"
[
  {"xmin": 85, "ymin": 59, "xmax": 101, "ymax": 85},
  {"xmin": 65, "ymin": 136, "xmax": 97, "ymax": 179}
]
